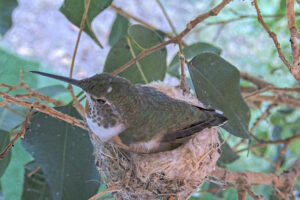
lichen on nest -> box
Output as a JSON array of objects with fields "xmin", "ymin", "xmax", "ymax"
[{"xmin": 90, "ymin": 83, "xmax": 221, "ymax": 200}]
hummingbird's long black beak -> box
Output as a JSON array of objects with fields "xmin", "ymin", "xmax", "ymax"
[{"xmin": 30, "ymin": 71, "xmax": 82, "ymax": 88}]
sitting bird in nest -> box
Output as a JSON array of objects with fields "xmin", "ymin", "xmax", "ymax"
[{"xmin": 31, "ymin": 71, "xmax": 227, "ymax": 153}]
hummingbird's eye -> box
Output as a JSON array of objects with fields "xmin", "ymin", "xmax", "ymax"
[{"xmin": 96, "ymin": 99, "xmax": 106, "ymax": 104}]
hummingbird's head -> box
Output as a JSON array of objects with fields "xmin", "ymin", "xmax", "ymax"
[
  {"xmin": 30, "ymin": 71, "xmax": 139, "ymax": 107},
  {"xmin": 79, "ymin": 73, "xmax": 138, "ymax": 104}
]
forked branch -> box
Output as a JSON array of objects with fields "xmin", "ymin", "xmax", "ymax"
[{"xmin": 112, "ymin": 0, "xmax": 232, "ymax": 75}]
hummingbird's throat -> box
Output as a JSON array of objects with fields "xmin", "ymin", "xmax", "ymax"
[{"xmin": 85, "ymin": 94, "xmax": 125, "ymax": 141}]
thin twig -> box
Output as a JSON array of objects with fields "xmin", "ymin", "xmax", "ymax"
[
  {"xmin": 27, "ymin": 166, "xmax": 41, "ymax": 178},
  {"xmin": 15, "ymin": 92, "xmax": 65, "ymax": 106},
  {"xmin": 246, "ymin": 94, "xmax": 300, "ymax": 107},
  {"xmin": 178, "ymin": 44, "xmax": 189, "ymax": 92},
  {"xmin": 0, "ymin": 91, "xmax": 86, "ymax": 130},
  {"xmin": 213, "ymin": 23, "xmax": 226, "ymax": 41},
  {"xmin": 110, "ymin": 4, "xmax": 157, "ymax": 29},
  {"xmin": 273, "ymin": 142, "xmax": 290, "ymax": 173},
  {"xmin": 69, "ymin": 0, "xmax": 91, "ymax": 78},
  {"xmin": 240, "ymin": 72, "xmax": 271, "ymax": 89},
  {"xmin": 156, "ymin": 0, "xmax": 178, "ymax": 35},
  {"xmin": 249, "ymin": 103, "xmax": 277, "ymax": 141},
  {"xmin": 0, "ymin": 106, "xmax": 34, "ymax": 159},
  {"xmin": 236, "ymin": 132, "xmax": 300, "ymax": 153},
  {"xmin": 89, "ymin": 186, "xmax": 121, "ymax": 200},
  {"xmin": 67, "ymin": 86, "xmax": 85, "ymax": 117},
  {"xmin": 0, "ymin": 69, "xmax": 64, "ymax": 106},
  {"xmin": 110, "ymin": 4, "xmax": 180, "ymax": 43},
  {"xmin": 243, "ymin": 86, "xmax": 300, "ymax": 99},
  {"xmin": 245, "ymin": 184, "xmax": 264, "ymax": 200},
  {"xmin": 67, "ymin": 0, "xmax": 91, "ymax": 117},
  {"xmin": 3, "ymin": 105, "xmax": 26, "ymax": 118},
  {"xmin": 206, "ymin": 13, "xmax": 300, "ymax": 26},
  {"xmin": 252, "ymin": 0, "xmax": 292, "ymax": 74},
  {"xmin": 155, "ymin": 0, "xmax": 189, "ymax": 92},
  {"xmin": 112, "ymin": 0, "xmax": 232, "ymax": 75}
]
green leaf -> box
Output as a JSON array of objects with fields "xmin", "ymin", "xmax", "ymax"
[
  {"xmin": 168, "ymin": 42, "xmax": 221, "ymax": 78},
  {"xmin": 271, "ymin": 125, "xmax": 282, "ymax": 140},
  {"xmin": 0, "ymin": 0, "xmax": 18, "ymax": 36},
  {"xmin": 22, "ymin": 105, "xmax": 100, "ymax": 200},
  {"xmin": 188, "ymin": 53, "xmax": 250, "ymax": 138},
  {"xmin": 108, "ymin": 14, "xmax": 130, "ymax": 46},
  {"xmin": 255, "ymin": 131, "xmax": 268, "ymax": 155},
  {"xmin": 0, "ymin": 182, "xmax": 2, "ymax": 198},
  {"xmin": 277, "ymin": 107, "xmax": 294, "ymax": 115},
  {"xmin": 276, "ymin": 0, "xmax": 286, "ymax": 14},
  {"xmin": 37, "ymin": 85, "xmax": 68, "ymax": 97},
  {"xmin": 60, "ymin": 0, "xmax": 113, "ymax": 48},
  {"xmin": 218, "ymin": 136, "xmax": 239, "ymax": 165},
  {"xmin": 0, "ymin": 48, "xmax": 40, "ymax": 89},
  {"xmin": 0, "ymin": 105, "xmax": 25, "ymax": 131},
  {"xmin": 0, "ymin": 130, "xmax": 11, "ymax": 178},
  {"xmin": 0, "ymin": 140, "xmax": 33, "ymax": 200},
  {"xmin": 296, "ymin": 19, "xmax": 300, "ymax": 30},
  {"xmin": 104, "ymin": 24, "xmax": 167, "ymax": 84},
  {"xmin": 22, "ymin": 161, "xmax": 51, "ymax": 200}
]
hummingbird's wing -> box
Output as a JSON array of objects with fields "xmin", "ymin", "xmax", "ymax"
[
  {"xmin": 119, "ymin": 86, "xmax": 227, "ymax": 149},
  {"xmin": 161, "ymin": 106, "xmax": 227, "ymax": 142}
]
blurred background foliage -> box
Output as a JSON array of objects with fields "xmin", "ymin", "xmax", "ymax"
[{"xmin": 0, "ymin": 0, "xmax": 300, "ymax": 199}]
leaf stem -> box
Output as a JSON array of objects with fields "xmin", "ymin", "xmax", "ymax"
[{"xmin": 126, "ymin": 36, "xmax": 149, "ymax": 84}]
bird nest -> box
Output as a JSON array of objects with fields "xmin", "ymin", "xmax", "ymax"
[{"xmin": 90, "ymin": 83, "xmax": 221, "ymax": 200}]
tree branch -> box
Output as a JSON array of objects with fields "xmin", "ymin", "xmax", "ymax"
[
  {"xmin": 236, "ymin": 132, "xmax": 300, "ymax": 153},
  {"xmin": 252, "ymin": 0, "xmax": 300, "ymax": 85},
  {"xmin": 67, "ymin": 0, "xmax": 90, "ymax": 117},
  {"xmin": 0, "ymin": 69, "xmax": 64, "ymax": 106},
  {"xmin": 211, "ymin": 154, "xmax": 300, "ymax": 196},
  {"xmin": 112, "ymin": 0, "xmax": 232, "ymax": 75},
  {"xmin": 110, "ymin": 4, "xmax": 175, "ymax": 41},
  {"xmin": 0, "ymin": 106, "xmax": 33, "ymax": 159},
  {"xmin": 178, "ymin": 44, "xmax": 189, "ymax": 93},
  {"xmin": 286, "ymin": 0, "xmax": 300, "ymax": 84},
  {"xmin": 249, "ymin": 103, "xmax": 277, "ymax": 141},
  {"xmin": 252, "ymin": 0, "xmax": 292, "ymax": 72},
  {"xmin": 240, "ymin": 72, "xmax": 272, "ymax": 88},
  {"xmin": 0, "ymin": 91, "xmax": 86, "ymax": 130},
  {"xmin": 246, "ymin": 94, "xmax": 300, "ymax": 107}
]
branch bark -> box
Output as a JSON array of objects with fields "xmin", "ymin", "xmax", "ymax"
[
  {"xmin": 211, "ymin": 154, "xmax": 300, "ymax": 196},
  {"xmin": 252, "ymin": 0, "xmax": 291, "ymax": 70},
  {"xmin": 0, "ymin": 106, "xmax": 33, "ymax": 159},
  {"xmin": 286, "ymin": 0, "xmax": 300, "ymax": 84},
  {"xmin": 0, "ymin": 91, "xmax": 86, "ymax": 130}
]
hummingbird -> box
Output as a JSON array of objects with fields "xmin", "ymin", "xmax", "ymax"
[{"xmin": 31, "ymin": 71, "xmax": 227, "ymax": 153}]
